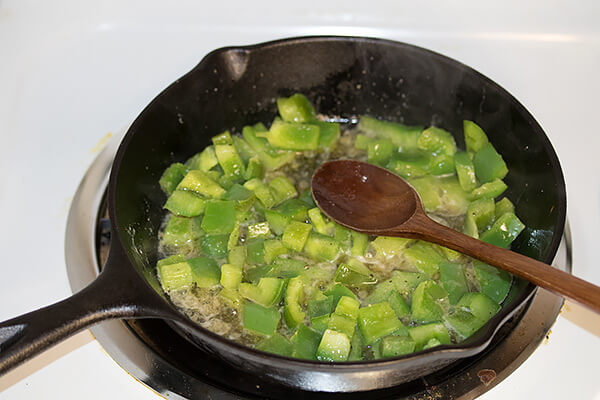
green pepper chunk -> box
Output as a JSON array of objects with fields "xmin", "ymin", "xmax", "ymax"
[
  {"xmin": 162, "ymin": 216, "xmax": 203, "ymax": 255},
  {"xmin": 358, "ymin": 116, "xmax": 423, "ymax": 154},
  {"xmin": 201, "ymin": 200, "xmax": 236, "ymax": 234},
  {"xmin": 282, "ymin": 221, "xmax": 313, "ymax": 252},
  {"xmin": 159, "ymin": 163, "xmax": 188, "ymax": 196},
  {"xmin": 439, "ymin": 263, "xmax": 469, "ymax": 304},
  {"xmin": 186, "ymin": 146, "xmax": 218, "ymax": 171},
  {"xmin": 380, "ymin": 335, "xmax": 416, "ymax": 358},
  {"xmin": 239, "ymin": 277, "xmax": 285, "ymax": 307},
  {"xmin": 463, "ymin": 120, "xmax": 489, "ymax": 153},
  {"xmin": 454, "ymin": 151, "xmax": 477, "ymax": 191},
  {"xmin": 316, "ymin": 329, "xmax": 351, "ymax": 362},
  {"xmin": 164, "ymin": 190, "xmax": 206, "ymax": 217},
  {"xmin": 402, "ymin": 241, "xmax": 445, "ymax": 277},
  {"xmin": 411, "ymin": 280, "xmax": 449, "ymax": 323},
  {"xmin": 418, "ymin": 126, "xmax": 456, "ymax": 155},
  {"xmin": 473, "ymin": 261, "xmax": 512, "ymax": 303},
  {"xmin": 367, "ymin": 139, "xmax": 395, "ymax": 166},
  {"xmin": 284, "ymin": 276, "xmax": 306, "ymax": 329},
  {"xmin": 473, "ymin": 142, "xmax": 508, "ymax": 183},
  {"xmin": 408, "ymin": 322, "xmax": 451, "ymax": 350},
  {"xmin": 291, "ymin": 324, "xmax": 321, "ymax": 359},
  {"xmin": 277, "ymin": 93, "xmax": 316, "ymax": 123},
  {"xmin": 358, "ymin": 302, "xmax": 403, "ymax": 344},
  {"xmin": 243, "ymin": 302, "xmax": 280, "ymax": 336},
  {"xmin": 479, "ymin": 212, "xmax": 525, "ymax": 249},
  {"xmin": 177, "ymin": 170, "xmax": 226, "ymax": 199},
  {"xmin": 267, "ymin": 118, "xmax": 320, "ymax": 151}
]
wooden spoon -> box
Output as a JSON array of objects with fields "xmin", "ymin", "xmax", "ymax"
[{"xmin": 312, "ymin": 159, "xmax": 600, "ymax": 314}]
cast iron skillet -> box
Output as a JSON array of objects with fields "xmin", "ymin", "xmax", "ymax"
[{"xmin": 0, "ymin": 36, "xmax": 566, "ymax": 392}]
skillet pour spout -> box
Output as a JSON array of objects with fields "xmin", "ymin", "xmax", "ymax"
[{"xmin": 0, "ymin": 36, "xmax": 566, "ymax": 393}]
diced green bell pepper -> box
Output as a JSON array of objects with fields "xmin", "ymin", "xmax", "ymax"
[
  {"xmin": 310, "ymin": 314, "xmax": 331, "ymax": 334},
  {"xmin": 316, "ymin": 329, "xmax": 351, "ymax": 362},
  {"xmin": 268, "ymin": 176, "xmax": 298, "ymax": 205},
  {"xmin": 277, "ymin": 93, "xmax": 316, "ymax": 123},
  {"xmin": 367, "ymin": 139, "xmax": 395, "ymax": 166},
  {"xmin": 387, "ymin": 155, "xmax": 430, "ymax": 178},
  {"xmin": 256, "ymin": 333, "xmax": 292, "ymax": 356},
  {"xmin": 411, "ymin": 280, "xmax": 449, "ymax": 323},
  {"xmin": 370, "ymin": 236, "xmax": 413, "ymax": 257},
  {"xmin": 220, "ymin": 263, "xmax": 243, "ymax": 289},
  {"xmin": 495, "ymin": 197, "xmax": 515, "ymax": 218},
  {"xmin": 325, "ymin": 283, "xmax": 356, "ymax": 307},
  {"xmin": 201, "ymin": 234, "xmax": 229, "ymax": 258},
  {"xmin": 176, "ymin": 169, "xmax": 226, "ymax": 199},
  {"xmin": 264, "ymin": 209, "xmax": 290, "ymax": 235},
  {"xmin": 185, "ymin": 146, "xmax": 218, "ymax": 171},
  {"xmin": 473, "ymin": 261, "xmax": 512, "ymax": 303},
  {"xmin": 284, "ymin": 276, "xmax": 306, "ymax": 329},
  {"xmin": 277, "ymin": 199, "xmax": 310, "ymax": 221},
  {"xmin": 358, "ymin": 302, "xmax": 403, "ymax": 344},
  {"xmin": 243, "ymin": 178, "xmax": 276, "ymax": 208},
  {"xmin": 227, "ymin": 245, "xmax": 246, "ymax": 266},
  {"xmin": 458, "ymin": 292, "xmax": 501, "ymax": 322},
  {"xmin": 162, "ymin": 216, "xmax": 203, "ymax": 255},
  {"xmin": 282, "ymin": 221, "xmax": 312, "ymax": 252},
  {"xmin": 479, "ymin": 212, "xmax": 525, "ymax": 249},
  {"xmin": 159, "ymin": 163, "xmax": 188, "ymax": 196},
  {"xmin": 200, "ymin": 200, "xmax": 236, "ymax": 234},
  {"xmin": 164, "ymin": 190, "xmax": 206, "ymax": 217},
  {"xmin": 427, "ymin": 153, "xmax": 455, "ymax": 176},
  {"xmin": 388, "ymin": 292, "xmax": 410, "ymax": 317},
  {"xmin": 390, "ymin": 271, "xmax": 428, "ymax": 297},
  {"xmin": 219, "ymin": 288, "xmax": 243, "ymax": 310},
  {"xmin": 315, "ymin": 121, "xmax": 340, "ymax": 150},
  {"xmin": 463, "ymin": 120, "xmax": 489, "ymax": 153},
  {"xmin": 334, "ymin": 262, "xmax": 377, "ymax": 287},
  {"xmin": 246, "ymin": 238, "xmax": 265, "ymax": 265},
  {"xmin": 291, "ymin": 324, "xmax": 321, "ymax": 360},
  {"xmin": 359, "ymin": 116, "xmax": 423, "ymax": 154},
  {"xmin": 418, "ymin": 126, "xmax": 456, "ymax": 156},
  {"xmin": 408, "ymin": 322, "xmax": 451, "ymax": 351},
  {"xmin": 454, "ymin": 151, "xmax": 477, "ymax": 191},
  {"xmin": 303, "ymin": 232, "xmax": 340, "ymax": 262},
  {"xmin": 350, "ymin": 231, "xmax": 369, "ymax": 256},
  {"xmin": 469, "ymin": 179, "xmax": 507, "ymax": 200},
  {"xmin": 243, "ymin": 302, "xmax": 280, "ymax": 336},
  {"xmin": 214, "ymin": 143, "xmax": 245, "ymax": 179},
  {"xmin": 443, "ymin": 309, "xmax": 485, "ymax": 338},
  {"xmin": 402, "ymin": 241, "xmax": 445, "ymax": 277},
  {"xmin": 439, "ymin": 262, "xmax": 469, "ymax": 304},
  {"xmin": 239, "ymin": 277, "xmax": 285, "ymax": 307},
  {"xmin": 380, "ymin": 335, "xmax": 416, "ymax": 358},
  {"xmin": 242, "ymin": 125, "xmax": 295, "ymax": 170},
  {"xmin": 308, "ymin": 208, "xmax": 334, "ymax": 236},
  {"xmin": 263, "ymin": 239, "xmax": 288, "ymax": 263},
  {"xmin": 473, "ymin": 142, "xmax": 508, "ymax": 184},
  {"xmin": 267, "ymin": 118, "xmax": 320, "ymax": 151}
]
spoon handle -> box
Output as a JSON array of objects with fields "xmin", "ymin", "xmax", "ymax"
[{"xmin": 398, "ymin": 213, "xmax": 600, "ymax": 314}]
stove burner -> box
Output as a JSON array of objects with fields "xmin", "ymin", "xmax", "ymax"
[{"xmin": 66, "ymin": 137, "xmax": 570, "ymax": 399}]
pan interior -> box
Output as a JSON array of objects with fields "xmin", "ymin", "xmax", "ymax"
[{"xmin": 109, "ymin": 37, "xmax": 566, "ymax": 362}]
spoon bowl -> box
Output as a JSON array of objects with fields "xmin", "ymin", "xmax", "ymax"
[
  {"xmin": 312, "ymin": 160, "xmax": 420, "ymax": 232},
  {"xmin": 313, "ymin": 159, "xmax": 600, "ymax": 314}
]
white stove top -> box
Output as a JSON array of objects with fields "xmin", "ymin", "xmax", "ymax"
[{"xmin": 1, "ymin": 1, "xmax": 599, "ymax": 398}]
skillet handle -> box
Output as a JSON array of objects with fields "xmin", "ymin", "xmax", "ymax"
[{"xmin": 0, "ymin": 245, "xmax": 177, "ymax": 375}]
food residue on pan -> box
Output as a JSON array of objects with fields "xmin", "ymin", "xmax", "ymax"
[{"xmin": 90, "ymin": 132, "xmax": 113, "ymax": 153}]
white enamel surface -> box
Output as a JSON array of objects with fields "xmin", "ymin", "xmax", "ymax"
[{"xmin": 0, "ymin": 1, "xmax": 599, "ymax": 398}]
